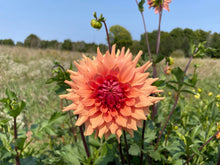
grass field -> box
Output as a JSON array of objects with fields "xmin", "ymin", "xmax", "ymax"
[{"xmin": 0, "ymin": 45, "xmax": 220, "ymax": 126}]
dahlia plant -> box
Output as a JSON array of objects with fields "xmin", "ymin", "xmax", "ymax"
[{"xmin": 60, "ymin": 45, "xmax": 163, "ymax": 142}]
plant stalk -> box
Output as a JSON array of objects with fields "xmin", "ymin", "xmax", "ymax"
[
  {"xmin": 79, "ymin": 125, "xmax": 90, "ymax": 158},
  {"xmin": 154, "ymin": 55, "xmax": 194, "ymax": 151},
  {"xmin": 123, "ymin": 131, "xmax": 130, "ymax": 165},
  {"xmin": 103, "ymin": 20, "xmax": 111, "ymax": 53},
  {"xmin": 119, "ymin": 142, "xmax": 124, "ymax": 165},
  {"xmin": 14, "ymin": 117, "xmax": 20, "ymax": 165}
]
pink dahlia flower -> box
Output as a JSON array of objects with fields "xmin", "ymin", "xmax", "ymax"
[
  {"xmin": 60, "ymin": 45, "xmax": 163, "ymax": 141},
  {"xmin": 147, "ymin": 0, "xmax": 172, "ymax": 14}
]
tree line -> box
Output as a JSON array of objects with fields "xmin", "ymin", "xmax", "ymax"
[{"xmin": 0, "ymin": 26, "xmax": 220, "ymax": 58}]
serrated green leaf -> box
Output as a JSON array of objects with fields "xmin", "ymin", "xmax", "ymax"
[{"xmin": 129, "ymin": 143, "xmax": 140, "ymax": 156}]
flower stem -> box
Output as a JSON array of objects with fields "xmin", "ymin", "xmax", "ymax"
[
  {"xmin": 118, "ymin": 142, "xmax": 124, "ymax": 165},
  {"xmin": 135, "ymin": 0, "xmax": 152, "ymax": 62},
  {"xmin": 79, "ymin": 125, "xmax": 90, "ymax": 158},
  {"xmin": 103, "ymin": 20, "xmax": 111, "ymax": 53},
  {"xmin": 183, "ymin": 130, "xmax": 220, "ymax": 165},
  {"xmin": 14, "ymin": 117, "xmax": 20, "ymax": 165},
  {"xmin": 217, "ymin": 147, "xmax": 220, "ymax": 165},
  {"xmin": 154, "ymin": 55, "xmax": 194, "ymax": 151},
  {"xmin": 123, "ymin": 130, "xmax": 130, "ymax": 165}
]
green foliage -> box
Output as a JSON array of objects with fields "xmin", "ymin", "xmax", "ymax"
[
  {"xmin": 24, "ymin": 34, "xmax": 41, "ymax": 48},
  {"xmin": 109, "ymin": 25, "xmax": 133, "ymax": 49},
  {"xmin": 61, "ymin": 39, "xmax": 73, "ymax": 51},
  {"xmin": 0, "ymin": 39, "xmax": 15, "ymax": 46}
]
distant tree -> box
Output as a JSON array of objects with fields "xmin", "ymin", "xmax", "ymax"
[
  {"xmin": 16, "ymin": 41, "xmax": 24, "ymax": 47},
  {"xmin": 24, "ymin": 34, "xmax": 41, "ymax": 48},
  {"xmin": 130, "ymin": 40, "xmax": 144, "ymax": 55},
  {"xmin": 109, "ymin": 25, "xmax": 133, "ymax": 49},
  {"xmin": 48, "ymin": 40, "xmax": 59, "ymax": 49},
  {"xmin": 61, "ymin": 39, "xmax": 73, "ymax": 51},
  {"xmin": 210, "ymin": 32, "xmax": 220, "ymax": 58},
  {"xmin": 98, "ymin": 44, "xmax": 108, "ymax": 53},
  {"xmin": 0, "ymin": 39, "xmax": 15, "ymax": 46}
]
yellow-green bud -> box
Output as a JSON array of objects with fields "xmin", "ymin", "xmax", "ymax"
[{"xmin": 90, "ymin": 19, "xmax": 102, "ymax": 29}]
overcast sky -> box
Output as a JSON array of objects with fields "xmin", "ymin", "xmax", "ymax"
[{"xmin": 0, "ymin": 0, "xmax": 220, "ymax": 45}]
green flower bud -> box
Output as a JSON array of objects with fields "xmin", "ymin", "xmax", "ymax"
[{"xmin": 90, "ymin": 19, "xmax": 102, "ymax": 30}]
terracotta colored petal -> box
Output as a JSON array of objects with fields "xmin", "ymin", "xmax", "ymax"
[
  {"xmin": 90, "ymin": 112, "xmax": 104, "ymax": 128},
  {"xmin": 120, "ymin": 106, "xmax": 132, "ymax": 117},
  {"xmin": 98, "ymin": 124, "xmax": 108, "ymax": 138},
  {"xmin": 103, "ymin": 111, "xmax": 113, "ymax": 122},
  {"xmin": 135, "ymin": 96, "xmax": 153, "ymax": 108},
  {"xmin": 125, "ymin": 98, "xmax": 136, "ymax": 106},
  {"xmin": 115, "ymin": 114, "xmax": 127, "ymax": 127},
  {"xmin": 108, "ymin": 122, "xmax": 118, "ymax": 134},
  {"xmin": 127, "ymin": 118, "xmax": 137, "ymax": 130},
  {"xmin": 62, "ymin": 103, "xmax": 77, "ymax": 112},
  {"xmin": 116, "ymin": 129, "xmax": 122, "ymax": 142},
  {"xmin": 84, "ymin": 122, "xmax": 94, "ymax": 136},
  {"xmin": 75, "ymin": 115, "xmax": 88, "ymax": 126},
  {"xmin": 131, "ymin": 108, "xmax": 147, "ymax": 120}
]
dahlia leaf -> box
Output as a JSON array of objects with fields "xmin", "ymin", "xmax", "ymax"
[
  {"xmin": 171, "ymin": 67, "xmax": 185, "ymax": 84},
  {"xmin": 129, "ymin": 143, "xmax": 141, "ymax": 156},
  {"xmin": 15, "ymin": 137, "xmax": 26, "ymax": 150}
]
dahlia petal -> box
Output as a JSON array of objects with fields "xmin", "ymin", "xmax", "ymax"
[
  {"xmin": 132, "ymin": 72, "xmax": 150, "ymax": 86},
  {"xmin": 59, "ymin": 94, "xmax": 67, "ymax": 99},
  {"xmin": 62, "ymin": 103, "xmax": 77, "ymax": 112},
  {"xmin": 98, "ymin": 124, "xmax": 108, "ymax": 138},
  {"xmin": 115, "ymin": 114, "xmax": 127, "ymax": 127},
  {"xmin": 127, "ymin": 118, "xmax": 137, "ymax": 130},
  {"xmin": 88, "ymin": 107, "xmax": 98, "ymax": 116},
  {"xmin": 108, "ymin": 122, "xmax": 118, "ymax": 134},
  {"xmin": 127, "ymin": 87, "xmax": 144, "ymax": 98},
  {"xmin": 81, "ymin": 98, "xmax": 95, "ymax": 107},
  {"xmin": 84, "ymin": 122, "xmax": 94, "ymax": 136},
  {"xmin": 131, "ymin": 108, "xmax": 147, "ymax": 120},
  {"xmin": 132, "ymin": 51, "xmax": 143, "ymax": 66},
  {"xmin": 136, "ymin": 61, "xmax": 151, "ymax": 73},
  {"xmin": 67, "ymin": 69, "xmax": 78, "ymax": 76},
  {"xmin": 64, "ymin": 80, "xmax": 74, "ymax": 88},
  {"xmin": 116, "ymin": 129, "xmax": 122, "ymax": 142},
  {"xmin": 120, "ymin": 106, "xmax": 132, "ymax": 117},
  {"xmin": 75, "ymin": 115, "xmax": 88, "ymax": 126},
  {"xmin": 97, "ymin": 47, "xmax": 103, "ymax": 61},
  {"xmin": 74, "ymin": 103, "xmax": 87, "ymax": 115},
  {"xmin": 145, "ymin": 78, "xmax": 159, "ymax": 85},
  {"xmin": 125, "ymin": 98, "xmax": 136, "ymax": 106},
  {"xmin": 148, "ymin": 96, "xmax": 165, "ymax": 103},
  {"xmin": 90, "ymin": 112, "xmax": 104, "ymax": 128},
  {"xmin": 77, "ymin": 89, "xmax": 92, "ymax": 98},
  {"xmin": 135, "ymin": 96, "xmax": 153, "ymax": 108},
  {"xmin": 111, "ymin": 45, "xmax": 116, "ymax": 58},
  {"xmin": 103, "ymin": 111, "xmax": 113, "ymax": 122},
  {"xmin": 119, "ymin": 64, "xmax": 135, "ymax": 83}
]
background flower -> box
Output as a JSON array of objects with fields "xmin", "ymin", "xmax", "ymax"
[
  {"xmin": 147, "ymin": 0, "xmax": 172, "ymax": 14},
  {"xmin": 60, "ymin": 45, "xmax": 163, "ymax": 141}
]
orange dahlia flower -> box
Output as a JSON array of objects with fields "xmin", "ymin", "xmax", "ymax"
[
  {"xmin": 147, "ymin": 0, "xmax": 172, "ymax": 14},
  {"xmin": 60, "ymin": 45, "xmax": 163, "ymax": 141}
]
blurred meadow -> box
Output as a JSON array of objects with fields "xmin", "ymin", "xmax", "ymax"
[{"xmin": 1, "ymin": 45, "xmax": 219, "ymax": 126}]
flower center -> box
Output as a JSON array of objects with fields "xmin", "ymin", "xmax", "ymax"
[{"xmin": 95, "ymin": 76, "xmax": 126, "ymax": 110}]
